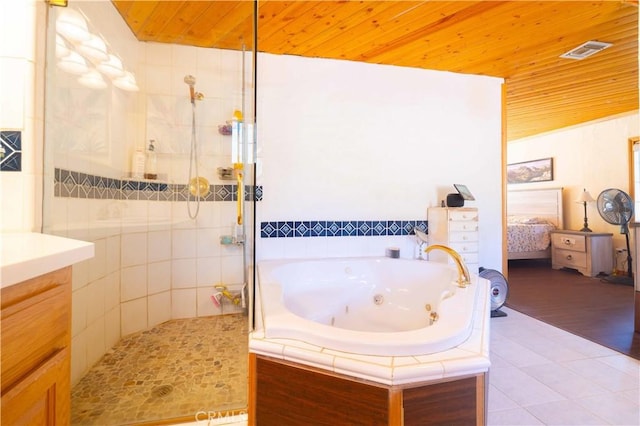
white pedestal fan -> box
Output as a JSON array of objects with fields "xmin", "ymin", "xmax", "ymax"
[{"xmin": 597, "ymin": 188, "xmax": 634, "ymax": 286}]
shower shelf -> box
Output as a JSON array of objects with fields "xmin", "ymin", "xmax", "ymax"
[{"xmin": 122, "ymin": 175, "xmax": 170, "ymax": 184}]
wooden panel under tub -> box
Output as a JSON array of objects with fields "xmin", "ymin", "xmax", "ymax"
[{"xmin": 249, "ymin": 354, "xmax": 486, "ymax": 426}]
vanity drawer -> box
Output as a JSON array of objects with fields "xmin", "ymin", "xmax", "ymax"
[
  {"xmin": 2, "ymin": 347, "xmax": 69, "ymax": 426},
  {"xmin": 1, "ymin": 268, "xmax": 71, "ymax": 391},
  {"xmin": 554, "ymin": 249, "xmax": 587, "ymax": 269},
  {"xmin": 552, "ymin": 233, "xmax": 586, "ymax": 252}
]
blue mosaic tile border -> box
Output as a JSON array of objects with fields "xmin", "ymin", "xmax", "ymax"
[
  {"xmin": 261, "ymin": 220, "xmax": 427, "ymax": 238},
  {"xmin": 54, "ymin": 168, "xmax": 262, "ymax": 202},
  {"xmin": 0, "ymin": 131, "xmax": 22, "ymax": 172}
]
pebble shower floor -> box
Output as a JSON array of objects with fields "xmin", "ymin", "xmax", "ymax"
[{"xmin": 71, "ymin": 315, "xmax": 248, "ymax": 425}]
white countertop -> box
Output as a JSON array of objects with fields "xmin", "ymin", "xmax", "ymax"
[{"xmin": 1, "ymin": 233, "xmax": 95, "ymax": 288}]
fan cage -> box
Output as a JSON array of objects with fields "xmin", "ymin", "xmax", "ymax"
[{"xmin": 596, "ymin": 188, "xmax": 634, "ymax": 279}]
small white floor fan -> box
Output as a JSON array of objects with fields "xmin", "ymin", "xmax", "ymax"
[{"xmin": 479, "ymin": 268, "xmax": 509, "ymax": 317}]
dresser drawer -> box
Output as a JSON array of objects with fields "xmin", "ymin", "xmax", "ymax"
[
  {"xmin": 459, "ymin": 252, "xmax": 479, "ymax": 265},
  {"xmin": 449, "ymin": 221, "xmax": 479, "ymax": 232},
  {"xmin": 554, "ymin": 248, "xmax": 587, "ymax": 268},
  {"xmin": 433, "ymin": 250, "xmax": 478, "ymax": 265},
  {"xmin": 552, "ymin": 233, "xmax": 586, "ymax": 252},
  {"xmin": 449, "ymin": 242, "xmax": 478, "ymax": 254},
  {"xmin": 449, "ymin": 210, "xmax": 478, "ymax": 221},
  {"xmin": 449, "ymin": 231, "xmax": 479, "ymax": 243},
  {"xmin": 550, "ymin": 231, "xmax": 612, "ymax": 277}
]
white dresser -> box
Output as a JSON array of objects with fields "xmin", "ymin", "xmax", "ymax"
[{"xmin": 427, "ymin": 207, "xmax": 479, "ymax": 272}]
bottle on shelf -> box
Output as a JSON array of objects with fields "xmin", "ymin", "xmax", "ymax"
[
  {"xmin": 144, "ymin": 139, "xmax": 157, "ymax": 180},
  {"xmin": 131, "ymin": 148, "xmax": 145, "ymax": 179}
]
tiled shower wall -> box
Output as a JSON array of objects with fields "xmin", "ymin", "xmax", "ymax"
[
  {"xmin": 43, "ymin": 2, "xmax": 252, "ymax": 385},
  {"xmin": 0, "ymin": 0, "xmax": 46, "ymax": 232},
  {"xmin": 57, "ymin": 185, "xmax": 249, "ymax": 385}
]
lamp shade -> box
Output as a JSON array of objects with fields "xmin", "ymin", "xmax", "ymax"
[{"xmin": 576, "ymin": 189, "xmax": 595, "ymax": 203}]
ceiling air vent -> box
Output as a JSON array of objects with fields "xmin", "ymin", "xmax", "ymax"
[{"xmin": 560, "ymin": 41, "xmax": 612, "ymax": 60}]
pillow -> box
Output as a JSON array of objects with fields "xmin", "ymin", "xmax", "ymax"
[{"xmin": 508, "ymin": 216, "xmax": 550, "ymax": 225}]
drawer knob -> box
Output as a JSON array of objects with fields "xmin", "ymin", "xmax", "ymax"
[{"xmin": 566, "ymin": 254, "xmax": 573, "ymax": 260}]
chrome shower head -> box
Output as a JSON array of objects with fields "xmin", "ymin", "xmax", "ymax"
[{"xmin": 184, "ymin": 75, "xmax": 196, "ymax": 104}]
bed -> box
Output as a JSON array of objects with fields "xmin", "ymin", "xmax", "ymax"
[{"xmin": 507, "ymin": 188, "xmax": 563, "ymax": 260}]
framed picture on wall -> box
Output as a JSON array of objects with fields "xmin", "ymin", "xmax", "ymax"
[{"xmin": 507, "ymin": 157, "xmax": 553, "ymax": 184}]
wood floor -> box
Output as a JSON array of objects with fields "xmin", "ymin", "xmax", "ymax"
[{"xmin": 505, "ymin": 259, "xmax": 640, "ymax": 360}]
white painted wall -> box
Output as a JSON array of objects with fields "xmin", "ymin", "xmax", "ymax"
[
  {"xmin": 508, "ymin": 113, "xmax": 639, "ymax": 256},
  {"xmin": 256, "ymin": 53, "xmax": 504, "ymax": 271}
]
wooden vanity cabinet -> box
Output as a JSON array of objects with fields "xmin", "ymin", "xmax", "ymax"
[{"xmin": 1, "ymin": 266, "xmax": 72, "ymax": 425}]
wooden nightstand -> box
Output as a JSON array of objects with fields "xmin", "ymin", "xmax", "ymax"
[{"xmin": 550, "ymin": 230, "xmax": 613, "ymax": 277}]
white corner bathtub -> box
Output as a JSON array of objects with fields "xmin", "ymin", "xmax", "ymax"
[{"xmin": 255, "ymin": 256, "xmax": 487, "ymax": 357}]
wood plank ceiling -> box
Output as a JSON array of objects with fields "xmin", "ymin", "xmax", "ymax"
[{"xmin": 112, "ymin": 1, "xmax": 638, "ymax": 141}]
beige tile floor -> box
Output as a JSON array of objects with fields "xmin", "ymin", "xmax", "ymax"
[
  {"xmin": 488, "ymin": 307, "xmax": 639, "ymax": 425},
  {"xmin": 71, "ymin": 314, "xmax": 248, "ymax": 425}
]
